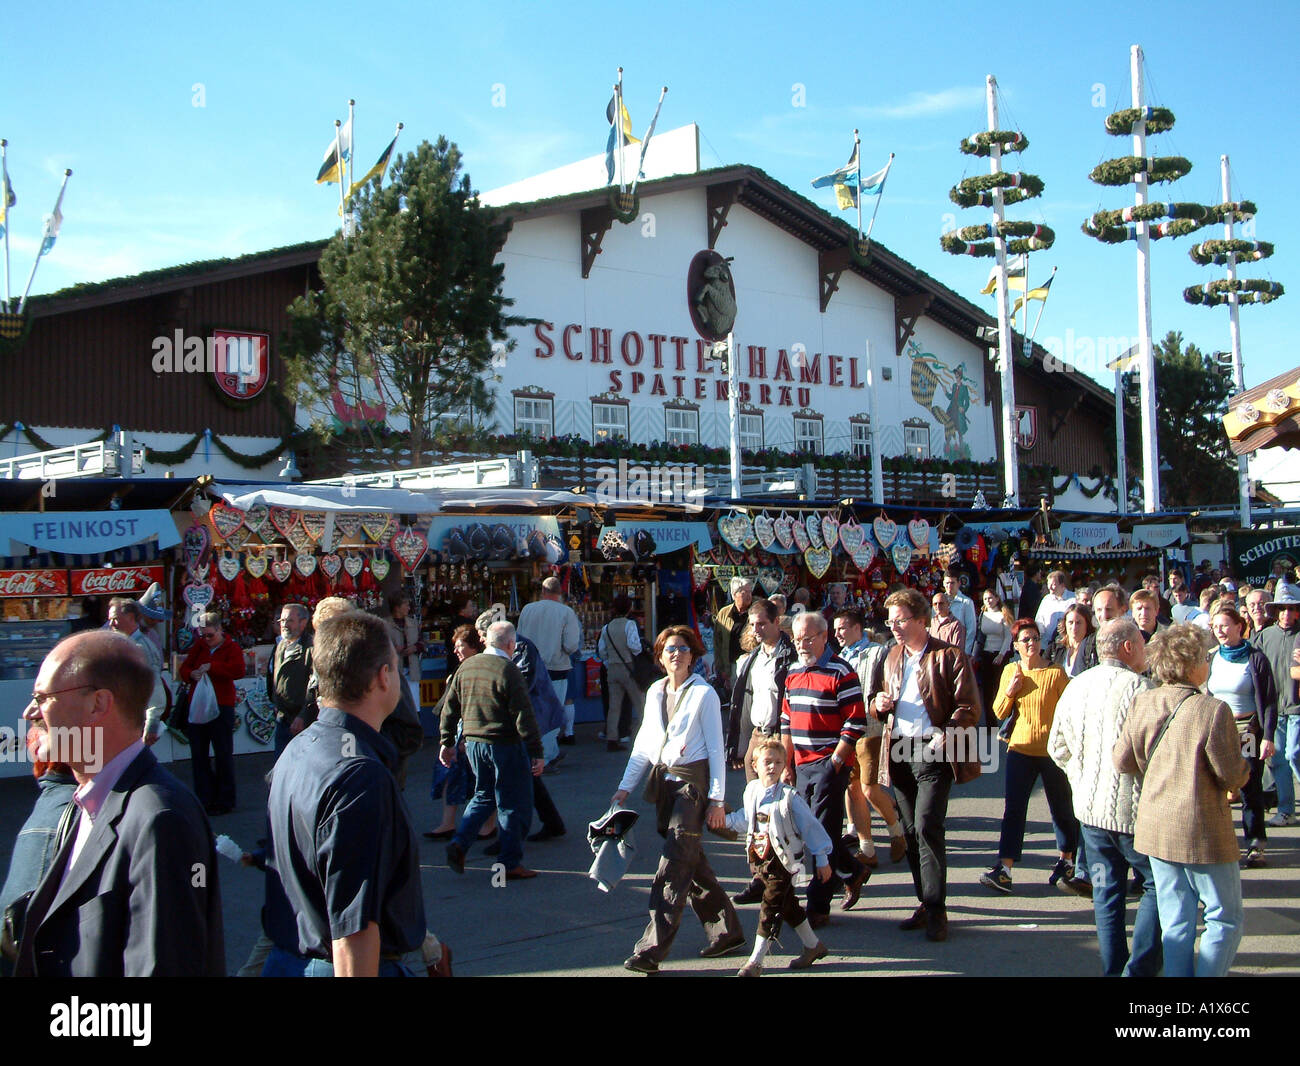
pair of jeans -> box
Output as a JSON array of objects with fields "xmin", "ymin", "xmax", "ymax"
[
  {"xmin": 1080, "ymin": 825, "xmax": 1161, "ymax": 977},
  {"xmin": 303, "ymin": 957, "xmax": 420, "ymax": 977},
  {"xmin": 1274, "ymin": 716, "xmax": 1300, "ymax": 816},
  {"xmin": 454, "ymin": 740, "xmax": 533, "ymax": 870},
  {"xmin": 890, "ymin": 749, "xmax": 955, "ymax": 911},
  {"xmin": 997, "ymin": 750, "xmax": 1079, "ymax": 863},
  {"xmin": 1148, "ymin": 856, "xmax": 1243, "ymax": 977},
  {"xmin": 795, "ymin": 754, "xmax": 865, "ymax": 916},
  {"xmin": 1240, "ymin": 754, "xmax": 1267, "ymax": 846},
  {"xmin": 187, "ymin": 703, "xmax": 236, "ymax": 809}
]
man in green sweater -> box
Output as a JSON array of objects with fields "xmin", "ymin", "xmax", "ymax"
[{"xmin": 439, "ymin": 620, "xmax": 545, "ymax": 881}]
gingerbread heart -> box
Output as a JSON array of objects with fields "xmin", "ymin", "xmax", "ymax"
[
  {"xmin": 208, "ymin": 502, "xmax": 246, "ymax": 541},
  {"xmin": 821, "ymin": 514, "xmax": 839, "ymax": 552},
  {"xmin": 838, "ymin": 518, "xmax": 865, "ymax": 554},
  {"xmin": 319, "ymin": 553, "xmax": 342, "ymax": 580},
  {"xmin": 335, "ymin": 513, "xmax": 361, "ymax": 539},
  {"xmin": 183, "ymin": 583, "xmax": 214, "ymax": 609},
  {"xmin": 753, "ymin": 512, "xmax": 775, "ymax": 551},
  {"xmin": 891, "ymin": 542, "xmax": 913, "ymax": 573},
  {"xmin": 773, "ymin": 513, "xmax": 795, "ymax": 551},
  {"xmin": 692, "ymin": 565, "xmax": 710, "ymax": 591},
  {"xmin": 805, "ymin": 545, "xmax": 832, "ymax": 580},
  {"xmin": 873, "ymin": 515, "xmax": 898, "ymax": 549},
  {"xmin": 849, "ymin": 542, "xmax": 876, "ymax": 572},
  {"xmin": 390, "ymin": 527, "xmax": 429, "ymax": 571},
  {"xmin": 343, "ymin": 554, "xmax": 364, "ymax": 578},
  {"xmin": 271, "ymin": 559, "xmax": 293, "ymax": 583},
  {"xmin": 188, "ymin": 561, "xmax": 210, "ymax": 584},
  {"xmin": 223, "ymin": 525, "xmax": 252, "ymax": 551},
  {"xmin": 243, "ymin": 503, "xmax": 269, "ymax": 534},
  {"xmin": 908, "ymin": 518, "xmax": 930, "ymax": 550},
  {"xmin": 293, "ymin": 553, "xmax": 318, "ymax": 578},
  {"xmin": 718, "ymin": 512, "xmax": 752, "ymax": 550},
  {"xmin": 300, "ymin": 512, "xmax": 327, "ymax": 542},
  {"xmin": 245, "ymin": 553, "xmax": 268, "ymax": 579},
  {"xmin": 217, "ymin": 553, "xmax": 241, "ymax": 582},
  {"xmin": 791, "ymin": 517, "xmax": 810, "ymax": 552},
  {"xmin": 370, "ymin": 555, "xmax": 391, "ymax": 582},
  {"xmin": 183, "ymin": 524, "xmax": 210, "ymax": 570},
  {"xmin": 270, "ymin": 507, "xmax": 299, "ymax": 538},
  {"xmin": 287, "ymin": 525, "xmax": 315, "ymax": 554},
  {"xmin": 361, "ymin": 513, "xmax": 392, "ymax": 543},
  {"xmin": 803, "ymin": 514, "xmax": 822, "ymax": 549},
  {"xmin": 758, "ymin": 566, "xmax": 784, "ymax": 595}
]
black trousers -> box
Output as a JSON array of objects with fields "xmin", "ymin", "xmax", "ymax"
[
  {"xmin": 187, "ymin": 702, "xmax": 236, "ymax": 809},
  {"xmin": 890, "ymin": 749, "xmax": 955, "ymax": 912},
  {"xmin": 532, "ymin": 776, "xmax": 565, "ymax": 835},
  {"xmin": 795, "ymin": 754, "xmax": 864, "ymax": 917}
]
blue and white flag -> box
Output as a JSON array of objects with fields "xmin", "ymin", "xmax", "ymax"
[{"xmin": 39, "ymin": 202, "xmax": 62, "ymax": 256}]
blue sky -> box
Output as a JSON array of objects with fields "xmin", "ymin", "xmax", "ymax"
[{"xmin": 3, "ymin": 0, "xmax": 1296, "ymax": 393}]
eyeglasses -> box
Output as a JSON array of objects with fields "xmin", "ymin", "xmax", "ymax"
[
  {"xmin": 1016, "ymin": 636, "xmax": 1041, "ymax": 645},
  {"xmin": 886, "ymin": 616, "xmax": 914, "ymax": 627},
  {"xmin": 662, "ymin": 645, "xmax": 692, "ymax": 655},
  {"xmin": 28, "ymin": 684, "xmax": 95, "ymax": 711}
]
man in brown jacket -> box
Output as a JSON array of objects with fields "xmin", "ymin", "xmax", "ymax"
[{"xmin": 869, "ymin": 588, "xmax": 982, "ymax": 942}]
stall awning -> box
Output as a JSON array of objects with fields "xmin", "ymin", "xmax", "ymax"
[
  {"xmin": 0, "ymin": 509, "xmax": 181, "ymax": 556},
  {"xmin": 212, "ymin": 482, "xmax": 438, "ymax": 514}
]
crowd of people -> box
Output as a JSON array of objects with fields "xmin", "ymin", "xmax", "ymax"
[{"xmin": 0, "ymin": 558, "xmax": 1294, "ymax": 978}]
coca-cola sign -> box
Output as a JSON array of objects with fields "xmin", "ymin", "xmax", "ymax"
[
  {"xmin": 70, "ymin": 566, "xmax": 163, "ymax": 597},
  {"xmin": 0, "ymin": 570, "xmax": 70, "ymax": 598}
]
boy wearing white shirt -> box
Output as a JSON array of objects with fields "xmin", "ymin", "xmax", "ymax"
[{"xmin": 726, "ymin": 737, "xmax": 832, "ymax": 976}]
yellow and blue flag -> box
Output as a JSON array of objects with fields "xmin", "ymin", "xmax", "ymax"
[
  {"xmin": 348, "ymin": 134, "xmax": 398, "ymax": 199},
  {"xmin": 605, "ymin": 91, "xmax": 640, "ymax": 184},
  {"xmin": 1012, "ymin": 273, "xmax": 1054, "ymax": 314}
]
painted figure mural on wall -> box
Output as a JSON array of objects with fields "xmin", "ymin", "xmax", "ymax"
[{"xmin": 907, "ymin": 339, "xmax": 974, "ymax": 459}]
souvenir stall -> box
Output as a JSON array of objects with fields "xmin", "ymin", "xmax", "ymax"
[
  {"xmin": 1026, "ymin": 518, "xmax": 1189, "ymax": 589},
  {"xmin": 0, "ymin": 489, "xmax": 190, "ymax": 779}
]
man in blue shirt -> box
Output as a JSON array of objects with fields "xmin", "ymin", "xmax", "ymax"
[{"xmin": 269, "ymin": 610, "xmax": 426, "ymax": 976}]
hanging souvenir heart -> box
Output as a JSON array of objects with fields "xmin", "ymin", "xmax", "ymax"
[
  {"xmin": 243, "ymin": 503, "xmax": 269, "ymax": 534},
  {"xmin": 343, "ymin": 554, "xmax": 364, "ymax": 578},
  {"xmin": 270, "ymin": 558, "xmax": 293, "ymax": 583},
  {"xmin": 742, "ymin": 517, "xmax": 758, "ymax": 550},
  {"xmin": 791, "ymin": 516, "xmax": 810, "ymax": 552},
  {"xmin": 370, "ymin": 555, "xmax": 391, "ymax": 582},
  {"xmin": 300, "ymin": 512, "xmax": 327, "ymax": 542},
  {"xmin": 245, "ymin": 552, "xmax": 268, "ymax": 579},
  {"xmin": 293, "ymin": 553, "xmax": 318, "ymax": 578},
  {"xmin": 361, "ymin": 512, "xmax": 392, "ymax": 543},
  {"xmin": 692, "ymin": 565, "xmax": 710, "ymax": 591},
  {"xmin": 753, "ymin": 512, "xmax": 775, "ymax": 550},
  {"xmin": 838, "ymin": 518, "xmax": 865, "ymax": 554},
  {"xmin": 773, "ymin": 512, "xmax": 795, "ymax": 550},
  {"xmin": 270, "ymin": 507, "xmax": 299, "ymax": 538},
  {"xmin": 390, "ymin": 527, "xmax": 429, "ymax": 571},
  {"xmin": 715, "ymin": 565, "xmax": 736, "ymax": 584},
  {"xmin": 779, "ymin": 569, "xmax": 797, "ymax": 596},
  {"xmin": 335, "ymin": 513, "xmax": 361, "ymax": 539},
  {"xmin": 873, "ymin": 515, "xmax": 898, "ymax": 549},
  {"xmin": 908, "ymin": 518, "xmax": 930, "ymax": 550},
  {"xmin": 891, "ymin": 542, "xmax": 913, "ymax": 573},
  {"xmin": 183, "ymin": 524, "xmax": 210, "ymax": 570},
  {"xmin": 208, "ymin": 502, "xmax": 246, "ymax": 541},
  {"xmin": 217, "ymin": 553, "xmax": 241, "ymax": 582},
  {"xmin": 318, "ymin": 553, "xmax": 343, "ymax": 580},
  {"xmin": 188, "ymin": 561, "xmax": 210, "ymax": 584},
  {"xmin": 804, "ymin": 514, "xmax": 823, "ymax": 550},
  {"xmin": 183, "ymin": 583, "xmax": 214, "ymax": 609},
  {"xmin": 850, "ymin": 542, "xmax": 877, "ymax": 572},
  {"xmin": 223, "ymin": 524, "xmax": 252, "ymax": 551},
  {"xmin": 717, "ymin": 512, "xmax": 751, "ymax": 550},
  {"xmin": 758, "ymin": 566, "xmax": 785, "ymax": 595},
  {"xmin": 281, "ymin": 525, "xmax": 311, "ymax": 554},
  {"xmin": 805, "ymin": 545, "xmax": 832, "ymax": 580},
  {"xmin": 820, "ymin": 514, "xmax": 840, "ymax": 552}
]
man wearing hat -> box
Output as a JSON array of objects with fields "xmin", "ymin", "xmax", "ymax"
[{"xmin": 1259, "ymin": 584, "xmax": 1300, "ymax": 826}]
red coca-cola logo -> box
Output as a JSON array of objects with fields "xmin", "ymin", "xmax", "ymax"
[
  {"xmin": 0, "ymin": 570, "xmax": 70, "ymax": 597},
  {"xmin": 70, "ymin": 566, "xmax": 162, "ymax": 597}
]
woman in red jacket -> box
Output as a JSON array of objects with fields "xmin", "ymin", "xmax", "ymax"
[{"xmin": 180, "ymin": 610, "xmax": 247, "ymax": 816}]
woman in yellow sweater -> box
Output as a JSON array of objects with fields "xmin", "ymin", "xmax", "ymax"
[{"xmin": 980, "ymin": 619, "xmax": 1082, "ymax": 894}]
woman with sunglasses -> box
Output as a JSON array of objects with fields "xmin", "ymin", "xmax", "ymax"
[
  {"xmin": 981, "ymin": 619, "xmax": 1081, "ymax": 894},
  {"xmin": 612, "ymin": 626, "xmax": 743, "ymax": 974},
  {"xmin": 1207, "ymin": 606, "xmax": 1277, "ymax": 869}
]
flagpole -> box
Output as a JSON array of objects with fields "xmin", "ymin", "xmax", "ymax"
[
  {"xmin": 987, "ymin": 74, "xmax": 1019, "ymax": 508},
  {"xmin": 1130, "ymin": 45, "xmax": 1160, "ymax": 513},
  {"xmin": 1220, "ymin": 154, "xmax": 1251, "ymax": 527},
  {"xmin": 332, "ymin": 120, "xmax": 348, "ymax": 235},
  {"xmin": 862, "ymin": 153, "xmax": 895, "ymax": 248},
  {"xmin": 1, "ymin": 139, "xmax": 10, "ymax": 311},
  {"xmin": 616, "ymin": 67, "xmax": 626, "ymax": 195},
  {"xmin": 17, "ymin": 169, "xmax": 70, "ymax": 314},
  {"xmin": 854, "ymin": 130, "xmax": 863, "ymax": 240},
  {"xmin": 1027, "ymin": 266, "xmax": 1057, "ymax": 342},
  {"xmin": 346, "ymin": 99, "xmax": 356, "ymax": 229},
  {"xmin": 629, "ymin": 86, "xmax": 667, "ymax": 197},
  {"xmin": 866, "ymin": 339, "xmax": 884, "ymax": 503}
]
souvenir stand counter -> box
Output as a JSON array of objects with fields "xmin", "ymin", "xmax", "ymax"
[{"xmin": 1028, "ymin": 519, "xmax": 1191, "ymax": 591}]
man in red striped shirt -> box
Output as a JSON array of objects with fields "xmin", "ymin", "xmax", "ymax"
[{"xmin": 780, "ymin": 612, "xmax": 871, "ymax": 926}]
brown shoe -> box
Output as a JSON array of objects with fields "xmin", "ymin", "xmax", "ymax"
[
  {"xmin": 925, "ymin": 909, "xmax": 948, "ymax": 942},
  {"xmin": 504, "ymin": 865, "xmax": 538, "ymax": 881},
  {"xmin": 699, "ymin": 931, "xmax": 746, "ymax": 958},
  {"xmin": 788, "ymin": 941, "xmax": 828, "ymax": 970},
  {"xmin": 809, "ymin": 912, "xmax": 830, "ymax": 930},
  {"xmin": 899, "ymin": 904, "xmax": 928, "ymax": 931},
  {"xmin": 840, "ymin": 864, "xmax": 872, "ymax": 911},
  {"xmin": 428, "ymin": 943, "xmax": 453, "ymax": 978},
  {"xmin": 889, "ymin": 834, "xmax": 908, "ymax": 863},
  {"xmin": 736, "ymin": 960, "xmax": 763, "ymax": 977},
  {"xmin": 860, "ymin": 849, "xmax": 880, "ymax": 868}
]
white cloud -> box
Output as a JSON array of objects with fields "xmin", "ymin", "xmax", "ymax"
[{"xmin": 856, "ymin": 86, "xmax": 986, "ymax": 120}]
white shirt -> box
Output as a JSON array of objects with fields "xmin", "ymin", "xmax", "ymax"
[
  {"xmin": 1035, "ymin": 591, "xmax": 1075, "ymax": 645},
  {"xmin": 747, "ymin": 643, "xmax": 781, "ymax": 731},
  {"xmin": 596, "ymin": 618, "xmax": 643, "ymax": 662},
  {"xmin": 619, "ymin": 675, "xmax": 727, "ymax": 802},
  {"xmin": 980, "ymin": 610, "xmax": 1011, "ymax": 655},
  {"xmin": 892, "ymin": 646, "xmax": 935, "ymax": 738},
  {"xmin": 517, "ymin": 598, "xmax": 583, "ymax": 672},
  {"xmin": 948, "ymin": 592, "xmax": 978, "ymax": 657}
]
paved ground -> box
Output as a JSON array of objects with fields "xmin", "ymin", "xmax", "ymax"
[{"xmin": 2, "ymin": 728, "xmax": 1296, "ymax": 978}]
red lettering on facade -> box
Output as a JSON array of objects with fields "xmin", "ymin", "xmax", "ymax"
[
  {"xmin": 739, "ymin": 382, "xmax": 751, "ymax": 403},
  {"xmin": 759, "ymin": 384, "xmax": 773, "ymax": 406},
  {"xmin": 716, "ymin": 380, "xmax": 729, "ymax": 401},
  {"xmin": 621, "ymin": 330, "xmax": 644, "ymax": 366},
  {"xmin": 672, "ymin": 376, "xmax": 686, "ymax": 398},
  {"xmin": 534, "ymin": 321, "xmax": 555, "ymax": 358},
  {"xmin": 849, "ymin": 356, "xmax": 864, "ymax": 388},
  {"xmin": 797, "ymin": 387, "xmax": 811, "ymax": 407},
  {"xmin": 774, "ymin": 349, "xmax": 794, "ymax": 382},
  {"xmin": 669, "ymin": 336, "xmax": 689, "ymax": 371},
  {"xmin": 608, "ymin": 370, "xmax": 623, "ymax": 392},
  {"xmin": 747, "ymin": 346, "xmax": 767, "ymax": 379},
  {"xmin": 694, "ymin": 378, "xmax": 707, "ymax": 400},
  {"xmin": 799, "ymin": 353, "xmax": 822, "ymax": 384},
  {"xmin": 650, "ymin": 375, "xmax": 667, "ymax": 396},
  {"xmin": 778, "ymin": 386, "xmax": 793, "ymax": 406},
  {"xmin": 562, "ymin": 323, "xmax": 584, "ymax": 361},
  {"xmin": 648, "ymin": 333, "xmax": 667, "ymax": 369},
  {"xmin": 828, "ymin": 354, "xmax": 843, "ymax": 386},
  {"xmin": 590, "ymin": 327, "xmax": 612, "ymax": 364},
  {"xmin": 630, "ymin": 371, "xmax": 646, "ymax": 392},
  {"xmin": 695, "ymin": 340, "xmax": 715, "ymax": 374}
]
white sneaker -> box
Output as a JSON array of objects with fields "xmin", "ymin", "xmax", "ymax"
[{"xmin": 1267, "ymin": 812, "xmax": 1294, "ymax": 827}]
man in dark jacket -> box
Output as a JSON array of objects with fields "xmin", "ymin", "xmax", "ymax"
[
  {"xmin": 269, "ymin": 602, "xmax": 312, "ymax": 755},
  {"xmin": 727, "ymin": 597, "xmax": 796, "ymax": 773}
]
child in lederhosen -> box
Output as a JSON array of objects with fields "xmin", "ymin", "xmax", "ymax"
[{"xmin": 725, "ymin": 737, "xmax": 833, "ymax": 976}]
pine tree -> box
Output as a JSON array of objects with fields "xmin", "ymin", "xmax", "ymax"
[{"xmin": 283, "ymin": 137, "xmax": 527, "ymax": 467}]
